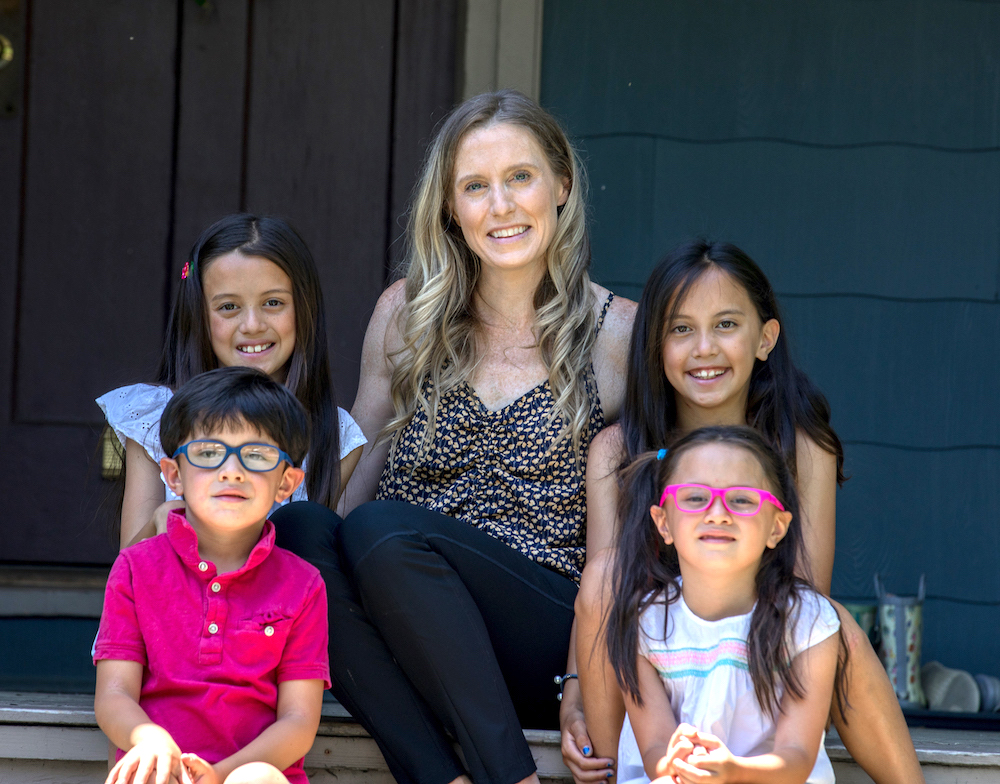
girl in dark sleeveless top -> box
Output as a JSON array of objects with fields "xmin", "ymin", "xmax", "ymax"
[{"xmin": 273, "ymin": 91, "xmax": 634, "ymax": 784}]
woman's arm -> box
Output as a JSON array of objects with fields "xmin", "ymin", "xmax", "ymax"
[
  {"xmin": 121, "ymin": 439, "xmax": 170, "ymax": 550},
  {"xmin": 589, "ymin": 286, "xmax": 637, "ymax": 425},
  {"xmin": 667, "ymin": 634, "xmax": 839, "ymax": 784},
  {"xmin": 795, "ymin": 431, "xmax": 838, "ymax": 595},
  {"xmin": 341, "ymin": 281, "xmax": 408, "ymax": 513},
  {"xmin": 561, "ymin": 425, "xmax": 628, "ymax": 778}
]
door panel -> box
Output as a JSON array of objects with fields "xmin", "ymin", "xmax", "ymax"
[
  {"xmin": 0, "ymin": 0, "xmax": 457, "ymax": 564},
  {"xmin": 14, "ymin": 0, "xmax": 176, "ymax": 422}
]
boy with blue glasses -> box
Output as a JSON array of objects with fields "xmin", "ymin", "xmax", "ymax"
[{"xmin": 94, "ymin": 367, "xmax": 330, "ymax": 784}]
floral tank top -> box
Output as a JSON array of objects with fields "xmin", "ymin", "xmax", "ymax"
[{"xmin": 375, "ymin": 294, "xmax": 614, "ymax": 583}]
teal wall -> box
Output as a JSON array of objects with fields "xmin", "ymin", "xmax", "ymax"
[{"xmin": 542, "ymin": 0, "xmax": 1000, "ymax": 676}]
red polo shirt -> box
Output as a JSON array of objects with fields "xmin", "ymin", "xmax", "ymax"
[{"xmin": 95, "ymin": 511, "xmax": 331, "ymax": 784}]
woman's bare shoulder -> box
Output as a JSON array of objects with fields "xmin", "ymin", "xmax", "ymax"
[{"xmin": 590, "ymin": 283, "xmax": 637, "ymax": 423}]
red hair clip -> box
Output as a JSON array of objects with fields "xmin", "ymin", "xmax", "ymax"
[{"xmin": 180, "ymin": 261, "xmax": 190, "ymax": 280}]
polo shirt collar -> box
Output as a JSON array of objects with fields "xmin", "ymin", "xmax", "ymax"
[{"xmin": 165, "ymin": 509, "xmax": 276, "ymax": 577}]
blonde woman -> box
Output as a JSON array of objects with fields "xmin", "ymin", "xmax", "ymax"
[{"xmin": 273, "ymin": 90, "xmax": 633, "ymax": 784}]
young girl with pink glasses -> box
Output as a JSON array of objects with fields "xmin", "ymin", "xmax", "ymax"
[{"xmin": 606, "ymin": 426, "xmax": 845, "ymax": 784}]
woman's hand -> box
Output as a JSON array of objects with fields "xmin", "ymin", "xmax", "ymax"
[{"xmin": 560, "ymin": 678, "xmax": 616, "ymax": 782}]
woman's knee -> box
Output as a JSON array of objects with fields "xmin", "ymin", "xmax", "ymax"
[{"xmin": 340, "ymin": 500, "xmax": 425, "ymax": 566}]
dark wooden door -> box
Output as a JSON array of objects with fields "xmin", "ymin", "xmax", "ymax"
[{"xmin": 0, "ymin": 0, "xmax": 457, "ymax": 565}]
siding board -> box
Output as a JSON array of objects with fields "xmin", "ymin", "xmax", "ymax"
[{"xmin": 543, "ymin": 0, "xmax": 1000, "ymax": 148}]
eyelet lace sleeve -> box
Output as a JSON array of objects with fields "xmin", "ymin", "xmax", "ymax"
[{"xmin": 97, "ymin": 383, "xmax": 174, "ymax": 465}]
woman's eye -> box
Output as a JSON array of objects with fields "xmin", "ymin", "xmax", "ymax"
[
  {"xmin": 670, "ymin": 324, "xmax": 691, "ymax": 335},
  {"xmin": 217, "ymin": 303, "xmax": 238, "ymax": 312},
  {"xmin": 465, "ymin": 181, "xmax": 484, "ymax": 193},
  {"xmin": 717, "ymin": 319, "xmax": 736, "ymax": 329},
  {"xmin": 264, "ymin": 298, "xmax": 283, "ymax": 308},
  {"xmin": 512, "ymin": 171, "xmax": 530, "ymax": 183}
]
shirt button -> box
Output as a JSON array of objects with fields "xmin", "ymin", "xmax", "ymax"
[
  {"xmin": 264, "ymin": 626, "xmax": 274, "ymax": 637},
  {"xmin": 198, "ymin": 561, "xmax": 208, "ymax": 572},
  {"xmin": 208, "ymin": 623, "xmax": 219, "ymax": 634},
  {"xmin": 211, "ymin": 582, "xmax": 221, "ymax": 593}
]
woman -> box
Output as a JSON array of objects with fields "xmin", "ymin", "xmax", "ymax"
[{"xmin": 274, "ymin": 90, "xmax": 634, "ymax": 784}]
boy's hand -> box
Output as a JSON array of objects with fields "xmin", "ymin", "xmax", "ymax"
[
  {"xmin": 105, "ymin": 725, "xmax": 183, "ymax": 784},
  {"xmin": 180, "ymin": 753, "xmax": 221, "ymax": 784}
]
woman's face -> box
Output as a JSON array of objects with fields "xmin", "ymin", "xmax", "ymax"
[
  {"xmin": 202, "ymin": 252, "xmax": 297, "ymax": 381},
  {"xmin": 661, "ymin": 268, "xmax": 779, "ymax": 426},
  {"xmin": 449, "ymin": 122, "xmax": 569, "ymax": 278}
]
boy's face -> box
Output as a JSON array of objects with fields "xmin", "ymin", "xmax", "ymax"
[{"xmin": 159, "ymin": 420, "xmax": 304, "ymax": 535}]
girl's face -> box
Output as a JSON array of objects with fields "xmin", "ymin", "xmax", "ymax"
[
  {"xmin": 661, "ymin": 268, "xmax": 780, "ymax": 426},
  {"xmin": 449, "ymin": 122, "xmax": 569, "ymax": 279},
  {"xmin": 202, "ymin": 252, "xmax": 296, "ymax": 381},
  {"xmin": 650, "ymin": 442, "xmax": 791, "ymax": 578}
]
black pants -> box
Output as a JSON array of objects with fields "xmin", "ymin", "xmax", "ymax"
[{"xmin": 271, "ymin": 499, "xmax": 579, "ymax": 784}]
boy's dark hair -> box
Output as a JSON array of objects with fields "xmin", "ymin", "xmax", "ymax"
[
  {"xmin": 160, "ymin": 367, "xmax": 309, "ymax": 466},
  {"xmin": 620, "ymin": 239, "xmax": 845, "ymax": 486},
  {"xmin": 607, "ymin": 425, "xmax": 849, "ymax": 721},
  {"xmin": 158, "ymin": 213, "xmax": 340, "ymax": 506}
]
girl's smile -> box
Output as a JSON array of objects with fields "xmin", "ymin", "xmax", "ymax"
[
  {"xmin": 202, "ymin": 252, "xmax": 296, "ymax": 381},
  {"xmin": 662, "ymin": 268, "xmax": 779, "ymax": 427}
]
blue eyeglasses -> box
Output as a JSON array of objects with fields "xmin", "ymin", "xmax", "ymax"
[{"xmin": 172, "ymin": 440, "xmax": 293, "ymax": 472}]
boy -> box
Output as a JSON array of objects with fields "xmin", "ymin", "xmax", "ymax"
[{"xmin": 94, "ymin": 367, "xmax": 330, "ymax": 784}]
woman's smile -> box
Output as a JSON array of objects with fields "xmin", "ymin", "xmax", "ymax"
[{"xmin": 450, "ymin": 122, "xmax": 568, "ymax": 278}]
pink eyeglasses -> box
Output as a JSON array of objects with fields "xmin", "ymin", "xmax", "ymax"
[{"xmin": 660, "ymin": 484, "xmax": 785, "ymax": 516}]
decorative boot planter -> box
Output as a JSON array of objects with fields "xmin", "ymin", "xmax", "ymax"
[{"xmin": 874, "ymin": 574, "xmax": 926, "ymax": 710}]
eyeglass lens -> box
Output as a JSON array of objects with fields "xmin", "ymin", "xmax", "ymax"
[
  {"xmin": 185, "ymin": 441, "xmax": 281, "ymax": 472},
  {"xmin": 674, "ymin": 485, "xmax": 762, "ymax": 515}
]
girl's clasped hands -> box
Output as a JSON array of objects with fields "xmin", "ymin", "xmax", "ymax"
[{"xmin": 653, "ymin": 724, "xmax": 738, "ymax": 783}]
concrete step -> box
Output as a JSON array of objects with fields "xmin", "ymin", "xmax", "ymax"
[{"xmin": 2, "ymin": 691, "xmax": 999, "ymax": 783}]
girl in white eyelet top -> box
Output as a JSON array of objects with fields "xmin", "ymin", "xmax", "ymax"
[{"xmin": 100, "ymin": 214, "xmax": 367, "ymax": 548}]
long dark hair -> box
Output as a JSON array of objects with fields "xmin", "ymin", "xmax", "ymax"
[
  {"xmin": 607, "ymin": 426, "xmax": 848, "ymax": 718},
  {"xmin": 158, "ymin": 214, "xmax": 341, "ymax": 508},
  {"xmin": 619, "ymin": 240, "xmax": 844, "ymax": 484}
]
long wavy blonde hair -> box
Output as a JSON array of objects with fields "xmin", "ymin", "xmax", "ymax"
[{"xmin": 384, "ymin": 89, "xmax": 597, "ymax": 460}]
